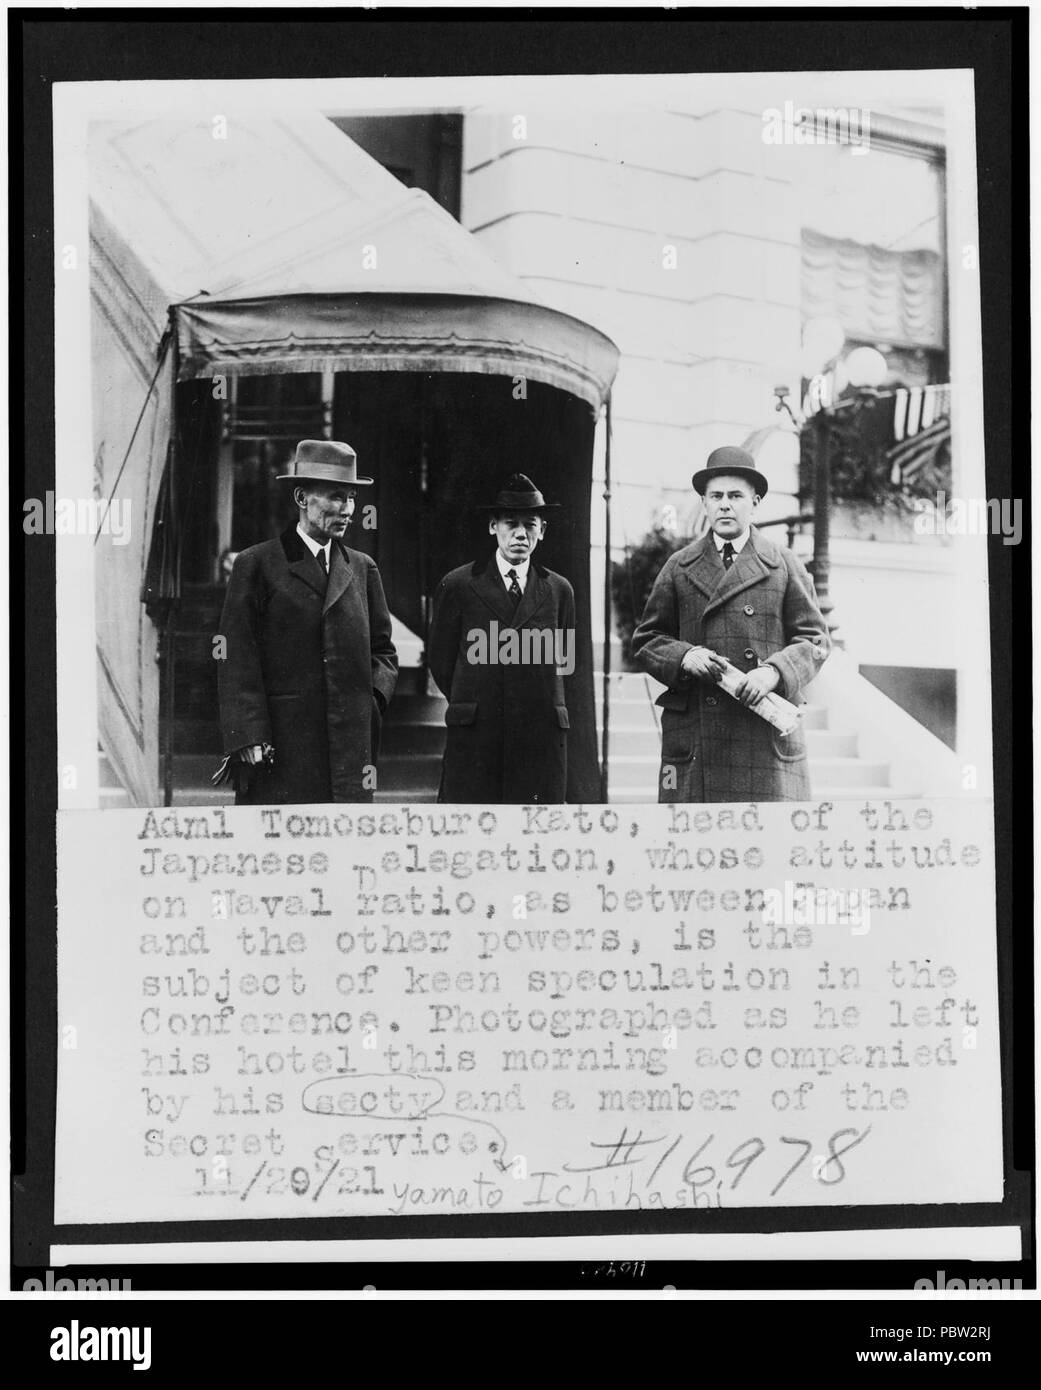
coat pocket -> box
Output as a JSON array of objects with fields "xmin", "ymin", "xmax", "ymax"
[
  {"xmin": 770, "ymin": 723, "xmax": 807, "ymax": 762},
  {"xmin": 555, "ymin": 706, "xmax": 570, "ymax": 730},
  {"xmin": 655, "ymin": 687, "xmax": 690, "ymax": 713},
  {"xmin": 660, "ymin": 711, "xmax": 696, "ymax": 763},
  {"xmin": 445, "ymin": 701, "xmax": 478, "ymax": 727}
]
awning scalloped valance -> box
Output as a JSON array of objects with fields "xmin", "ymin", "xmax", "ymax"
[
  {"xmin": 802, "ymin": 229, "xmax": 945, "ymax": 351},
  {"xmin": 175, "ymin": 292, "xmax": 620, "ymax": 412}
]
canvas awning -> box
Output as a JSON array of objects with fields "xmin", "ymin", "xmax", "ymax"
[
  {"xmin": 90, "ymin": 114, "xmax": 619, "ymax": 408},
  {"xmin": 175, "ymin": 291, "xmax": 616, "ymax": 409}
]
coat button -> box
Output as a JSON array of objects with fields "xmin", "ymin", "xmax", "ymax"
[
  {"xmin": 744, "ymin": 648, "xmax": 756, "ymax": 661},
  {"xmin": 705, "ymin": 695, "xmax": 718, "ymax": 707},
  {"xmin": 743, "ymin": 604, "xmax": 755, "ymax": 615}
]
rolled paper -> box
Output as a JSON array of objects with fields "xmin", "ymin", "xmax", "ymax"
[{"xmin": 713, "ymin": 657, "xmax": 804, "ymax": 736}]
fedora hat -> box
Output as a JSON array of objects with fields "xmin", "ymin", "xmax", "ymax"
[
  {"xmin": 277, "ymin": 439, "xmax": 373, "ymax": 486},
  {"xmin": 476, "ymin": 473, "xmax": 561, "ymax": 512},
  {"xmin": 691, "ymin": 445, "xmax": 769, "ymax": 499}
]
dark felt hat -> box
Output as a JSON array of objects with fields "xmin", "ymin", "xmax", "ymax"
[
  {"xmin": 691, "ymin": 445, "xmax": 769, "ymax": 499},
  {"xmin": 476, "ymin": 473, "xmax": 561, "ymax": 512},
  {"xmin": 277, "ymin": 439, "xmax": 373, "ymax": 486}
]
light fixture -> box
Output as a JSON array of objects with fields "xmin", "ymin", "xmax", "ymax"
[{"xmin": 844, "ymin": 345, "xmax": 888, "ymax": 389}]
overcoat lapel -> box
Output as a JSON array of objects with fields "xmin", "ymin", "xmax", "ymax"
[
  {"xmin": 323, "ymin": 541, "xmax": 354, "ymax": 614},
  {"xmin": 469, "ymin": 560, "xmax": 516, "ymax": 626},
  {"xmin": 679, "ymin": 534, "xmax": 722, "ymax": 601},
  {"xmin": 679, "ymin": 528, "xmax": 780, "ymax": 619},
  {"xmin": 280, "ymin": 526, "xmax": 326, "ymax": 599},
  {"xmin": 511, "ymin": 566, "xmax": 552, "ymax": 629},
  {"xmin": 702, "ymin": 543, "xmax": 770, "ymax": 618}
]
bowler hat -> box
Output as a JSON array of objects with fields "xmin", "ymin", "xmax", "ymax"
[
  {"xmin": 691, "ymin": 445, "xmax": 769, "ymax": 499},
  {"xmin": 277, "ymin": 439, "xmax": 373, "ymax": 486},
  {"xmin": 476, "ymin": 473, "xmax": 561, "ymax": 512}
]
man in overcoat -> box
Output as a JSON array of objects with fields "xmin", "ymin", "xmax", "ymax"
[
  {"xmin": 216, "ymin": 439, "xmax": 398, "ymax": 804},
  {"xmin": 631, "ymin": 446, "xmax": 830, "ymax": 802},
  {"xmin": 427, "ymin": 474, "xmax": 575, "ymax": 803}
]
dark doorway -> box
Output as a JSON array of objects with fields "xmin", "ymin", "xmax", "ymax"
[
  {"xmin": 333, "ymin": 371, "xmax": 601, "ymax": 798},
  {"xmin": 161, "ymin": 369, "xmax": 601, "ymax": 802}
]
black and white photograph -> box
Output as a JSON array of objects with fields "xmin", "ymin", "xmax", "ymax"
[
  {"xmin": 73, "ymin": 76, "xmax": 990, "ymax": 814},
  {"xmin": 12, "ymin": 8, "xmax": 1031, "ymax": 1352}
]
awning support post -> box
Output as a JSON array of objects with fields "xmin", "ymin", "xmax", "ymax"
[{"xmin": 600, "ymin": 392, "xmax": 613, "ymax": 804}]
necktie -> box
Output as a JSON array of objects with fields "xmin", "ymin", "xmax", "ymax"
[
  {"xmin": 506, "ymin": 567, "xmax": 523, "ymax": 611},
  {"xmin": 318, "ymin": 547, "xmax": 328, "ymax": 578},
  {"xmin": 722, "ymin": 542, "xmax": 735, "ymax": 570}
]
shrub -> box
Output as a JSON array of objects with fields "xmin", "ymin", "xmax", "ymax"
[{"xmin": 610, "ymin": 525, "xmax": 691, "ymax": 667}]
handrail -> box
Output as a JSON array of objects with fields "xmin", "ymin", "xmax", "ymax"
[{"xmin": 755, "ymin": 512, "xmax": 813, "ymax": 549}]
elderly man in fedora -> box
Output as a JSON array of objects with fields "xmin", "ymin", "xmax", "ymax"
[
  {"xmin": 632, "ymin": 446, "xmax": 830, "ymax": 803},
  {"xmin": 215, "ymin": 439, "xmax": 398, "ymax": 804},
  {"xmin": 427, "ymin": 473, "xmax": 576, "ymax": 803}
]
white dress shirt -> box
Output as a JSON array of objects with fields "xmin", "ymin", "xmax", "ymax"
[
  {"xmin": 713, "ymin": 528, "xmax": 751, "ymax": 555},
  {"xmin": 495, "ymin": 549, "xmax": 530, "ymax": 592},
  {"xmin": 297, "ymin": 524, "xmax": 332, "ymax": 572}
]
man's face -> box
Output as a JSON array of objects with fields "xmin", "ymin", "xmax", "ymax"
[
  {"xmin": 703, "ymin": 476, "xmax": 758, "ymax": 538},
  {"xmin": 296, "ymin": 483, "xmax": 357, "ymax": 542},
  {"xmin": 490, "ymin": 511, "xmax": 545, "ymax": 564}
]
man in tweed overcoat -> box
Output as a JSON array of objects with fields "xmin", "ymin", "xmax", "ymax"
[{"xmin": 632, "ymin": 446, "xmax": 830, "ymax": 802}]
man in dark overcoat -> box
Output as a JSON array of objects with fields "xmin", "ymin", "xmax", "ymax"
[
  {"xmin": 427, "ymin": 474, "xmax": 575, "ymax": 803},
  {"xmin": 631, "ymin": 446, "xmax": 830, "ymax": 802},
  {"xmin": 216, "ymin": 439, "xmax": 398, "ymax": 804}
]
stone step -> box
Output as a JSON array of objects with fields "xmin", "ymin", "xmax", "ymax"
[
  {"xmin": 805, "ymin": 729, "xmax": 857, "ymax": 757},
  {"xmin": 376, "ymin": 754, "xmax": 442, "ymax": 795},
  {"xmin": 601, "ymin": 729, "xmax": 662, "ymax": 758},
  {"xmin": 609, "ymin": 786, "xmax": 661, "ymax": 804},
  {"xmin": 591, "ymin": 672, "xmax": 656, "ymax": 696},
  {"xmin": 594, "ymin": 697, "xmax": 656, "ymax": 712},
  {"xmin": 607, "ymin": 757, "xmax": 664, "ymax": 789},
  {"xmin": 607, "ymin": 785, "xmax": 901, "ymax": 804},
  {"xmin": 100, "ymin": 785, "xmax": 133, "ymax": 809},
  {"xmin": 812, "ymin": 785, "xmax": 904, "ymax": 800},
  {"xmin": 171, "ymin": 787, "xmax": 235, "ymax": 807},
  {"xmin": 374, "ymin": 790, "xmax": 439, "ymax": 804},
  {"xmin": 380, "ymin": 724, "xmax": 447, "ymax": 757},
  {"xmin": 808, "ymin": 758, "xmax": 890, "ymax": 788},
  {"xmin": 383, "ymin": 694, "xmax": 448, "ymax": 723}
]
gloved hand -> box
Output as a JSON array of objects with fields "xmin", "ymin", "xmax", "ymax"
[
  {"xmin": 680, "ymin": 646, "xmax": 727, "ymax": 682},
  {"xmin": 731, "ymin": 665, "xmax": 780, "ymax": 707}
]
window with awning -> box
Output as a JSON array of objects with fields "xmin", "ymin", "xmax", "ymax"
[{"xmin": 800, "ymin": 138, "xmax": 947, "ymax": 380}]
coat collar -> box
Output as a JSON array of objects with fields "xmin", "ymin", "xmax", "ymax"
[
  {"xmin": 279, "ymin": 524, "xmax": 355, "ymax": 608},
  {"xmin": 469, "ymin": 552, "xmax": 552, "ymax": 628},
  {"xmin": 678, "ymin": 525, "xmax": 781, "ymax": 612}
]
